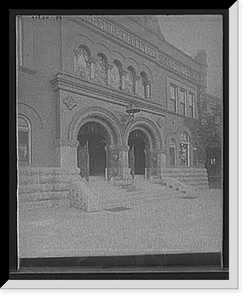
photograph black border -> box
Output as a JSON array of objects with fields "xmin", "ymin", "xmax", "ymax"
[{"xmin": 7, "ymin": 7, "xmax": 235, "ymax": 285}]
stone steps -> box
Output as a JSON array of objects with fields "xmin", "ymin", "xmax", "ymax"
[
  {"xmin": 97, "ymin": 180, "xmax": 183, "ymax": 209},
  {"xmin": 162, "ymin": 168, "xmax": 209, "ymax": 189}
]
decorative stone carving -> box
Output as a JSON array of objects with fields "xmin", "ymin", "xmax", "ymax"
[
  {"xmin": 125, "ymin": 70, "xmax": 135, "ymax": 94},
  {"xmin": 157, "ymin": 117, "xmax": 164, "ymax": 128},
  {"xmin": 94, "ymin": 55, "xmax": 108, "ymax": 85},
  {"xmin": 109, "ymin": 64, "xmax": 121, "ymax": 90},
  {"xmin": 63, "ymin": 95, "xmax": 77, "ymax": 110},
  {"xmin": 119, "ymin": 112, "xmax": 134, "ymax": 128},
  {"xmin": 136, "ymin": 76, "xmax": 145, "ymax": 97},
  {"xmin": 73, "ymin": 48, "xmax": 91, "ymax": 80}
]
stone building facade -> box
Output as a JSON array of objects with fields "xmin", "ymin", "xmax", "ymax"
[{"xmin": 17, "ymin": 15, "xmax": 211, "ymax": 209}]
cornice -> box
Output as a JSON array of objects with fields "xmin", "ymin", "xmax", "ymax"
[{"xmin": 51, "ymin": 72, "xmax": 166, "ymax": 117}]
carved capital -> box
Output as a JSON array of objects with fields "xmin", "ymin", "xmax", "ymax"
[
  {"xmin": 89, "ymin": 57, "xmax": 97, "ymax": 64},
  {"xmin": 119, "ymin": 112, "xmax": 134, "ymax": 128},
  {"xmin": 106, "ymin": 63, "xmax": 114, "ymax": 70},
  {"xmin": 120, "ymin": 70, "xmax": 128, "ymax": 76}
]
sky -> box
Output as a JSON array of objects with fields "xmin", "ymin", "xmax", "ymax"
[{"xmin": 157, "ymin": 15, "xmax": 223, "ymax": 99}]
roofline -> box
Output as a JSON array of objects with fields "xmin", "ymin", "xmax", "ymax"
[{"xmin": 127, "ymin": 15, "xmax": 200, "ymax": 65}]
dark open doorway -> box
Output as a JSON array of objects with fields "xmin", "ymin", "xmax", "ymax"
[
  {"xmin": 128, "ymin": 130, "xmax": 146, "ymax": 176},
  {"xmin": 77, "ymin": 122, "xmax": 107, "ymax": 179}
]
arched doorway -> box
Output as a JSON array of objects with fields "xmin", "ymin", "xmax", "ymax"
[
  {"xmin": 77, "ymin": 122, "xmax": 108, "ymax": 180},
  {"xmin": 128, "ymin": 130, "xmax": 148, "ymax": 178}
]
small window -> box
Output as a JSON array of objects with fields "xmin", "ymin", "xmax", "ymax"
[
  {"xmin": 18, "ymin": 116, "xmax": 31, "ymax": 164},
  {"xmin": 189, "ymin": 92, "xmax": 195, "ymax": 118},
  {"xmin": 179, "ymin": 89, "xmax": 187, "ymax": 116},
  {"xmin": 169, "ymin": 84, "xmax": 177, "ymax": 113}
]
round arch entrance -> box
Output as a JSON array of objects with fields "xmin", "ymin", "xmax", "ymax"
[
  {"xmin": 77, "ymin": 122, "xmax": 110, "ymax": 180},
  {"xmin": 126, "ymin": 118, "xmax": 163, "ymax": 179},
  {"xmin": 128, "ymin": 129, "xmax": 149, "ymax": 177}
]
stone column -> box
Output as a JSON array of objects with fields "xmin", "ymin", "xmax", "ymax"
[
  {"xmin": 145, "ymin": 81, "xmax": 151, "ymax": 99},
  {"xmin": 107, "ymin": 64, "xmax": 114, "ymax": 86},
  {"xmin": 119, "ymin": 146, "xmax": 132, "ymax": 180},
  {"xmin": 107, "ymin": 145, "xmax": 132, "ymax": 181},
  {"xmin": 157, "ymin": 150, "xmax": 167, "ymax": 177},
  {"xmin": 120, "ymin": 70, "xmax": 128, "ymax": 91},
  {"xmin": 134, "ymin": 75, "xmax": 141, "ymax": 96},
  {"xmin": 89, "ymin": 57, "xmax": 97, "ymax": 81}
]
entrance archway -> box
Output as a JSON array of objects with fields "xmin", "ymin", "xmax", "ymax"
[
  {"xmin": 128, "ymin": 130, "xmax": 149, "ymax": 178},
  {"xmin": 77, "ymin": 122, "xmax": 109, "ymax": 180}
]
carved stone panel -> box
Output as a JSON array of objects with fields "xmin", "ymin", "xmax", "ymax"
[
  {"xmin": 94, "ymin": 55, "xmax": 108, "ymax": 85},
  {"xmin": 110, "ymin": 64, "xmax": 121, "ymax": 90},
  {"xmin": 74, "ymin": 48, "xmax": 91, "ymax": 80},
  {"xmin": 136, "ymin": 77, "xmax": 145, "ymax": 97},
  {"xmin": 125, "ymin": 71, "xmax": 135, "ymax": 94},
  {"xmin": 63, "ymin": 95, "xmax": 77, "ymax": 110}
]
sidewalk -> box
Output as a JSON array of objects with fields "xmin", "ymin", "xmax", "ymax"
[{"xmin": 18, "ymin": 189, "xmax": 223, "ymax": 258}]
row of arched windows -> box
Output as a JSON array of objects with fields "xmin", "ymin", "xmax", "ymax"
[
  {"xmin": 74, "ymin": 45, "xmax": 151, "ymax": 99},
  {"xmin": 169, "ymin": 132, "xmax": 198, "ymax": 167}
]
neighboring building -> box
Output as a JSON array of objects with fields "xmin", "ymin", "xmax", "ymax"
[
  {"xmin": 202, "ymin": 92, "xmax": 223, "ymax": 188},
  {"xmin": 17, "ymin": 15, "xmax": 213, "ymax": 210}
]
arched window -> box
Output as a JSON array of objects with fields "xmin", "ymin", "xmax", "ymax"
[
  {"xmin": 110, "ymin": 60, "xmax": 122, "ymax": 90},
  {"xmin": 193, "ymin": 144, "xmax": 198, "ymax": 166},
  {"xmin": 18, "ymin": 115, "xmax": 31, "ymax": 164},
  {"xmin": 169, "ymin": 139, "xmax": 176, "ymax": 166},
  {"xmin": 74, "ymin": 45, "xmax": 91, "ymax": 80},
  {"xmin": 126, "ymin": 66, "xmax": 136, "ymax": 94},
  {"xmin": 95, "ymin": 53, "xmax": 108, "ymax": 85},
  {"xmin": 179, "ymin": 132, "xmax": 190, "ymax": 166},
  {"xmin": 140, "ymin": 71, "xmax": 151, "ymax": 99}
]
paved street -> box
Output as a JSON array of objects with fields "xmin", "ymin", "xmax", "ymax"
[{"xmin": 18, "ymin": 189, "xmax": 223, "ymax": 258}]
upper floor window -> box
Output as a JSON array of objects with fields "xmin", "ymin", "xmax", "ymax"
[
  {"xmin": 179, "ymin": 89, "xmax": 187, "ymax": 116},
  {"xmin": 189, "ymin": 92, "xmax": 195, "ymax": 118},
  {"xmin": 169, "ymin": 84, "xmax": 177, "ymax": 113},
  {"xmin": 74, "ymin": 45, "xmax": 91, "ymax": 80},
  {"xmin": 18, "ymin": 116, "xmax": 31, "ymax": 164}
]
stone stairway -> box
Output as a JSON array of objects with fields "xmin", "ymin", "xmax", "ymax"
[
  {"xmin": 18, "ymin": 169, "xmax": 200, "ymax": 212},
  {"xmin": 162, "ymin": 168, "xmax": 209, "ymax": 189},
  {"xmin": 85, "ymin": 176, "xmax": 187, "ymax": 210}
]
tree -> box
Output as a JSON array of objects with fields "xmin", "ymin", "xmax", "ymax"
[{"xmin": 184, "ymin": 101, "xmax": 222, "ymax": 164}]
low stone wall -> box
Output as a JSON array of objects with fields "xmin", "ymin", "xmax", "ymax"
[{"xmin": 18, "ymin": 167, "xmax": 82, "ymax": 210}]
